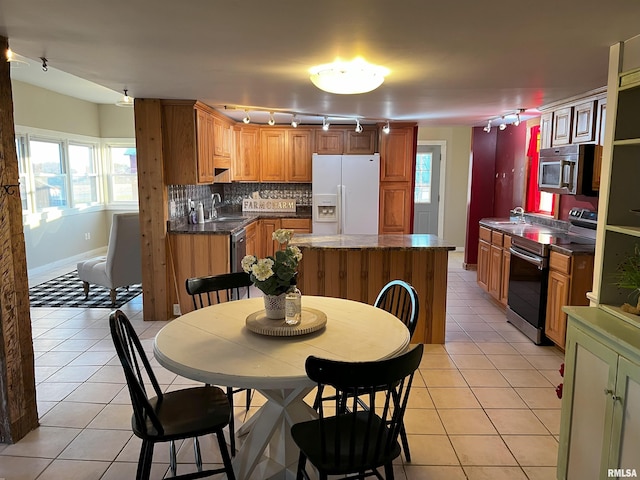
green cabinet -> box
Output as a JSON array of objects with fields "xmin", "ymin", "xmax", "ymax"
[{"xmin": 559, "ymin": 307, "xmax": 640, "ymax": 479}]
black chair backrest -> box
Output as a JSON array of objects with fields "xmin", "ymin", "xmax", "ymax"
[
  {"xmin": 109, "ymin": 309, "xmax": 165, "ymax": 436},
  {"xmin": 186, "ymin": 272, "xmax": 252, "ymax": 310},
  {"xmin": 374, "ymin": 280, "xmax": 419, "ymax": 339},
  {"xmin": 306, "ymin": 344, "xmax": 423, "ymax": 469}
]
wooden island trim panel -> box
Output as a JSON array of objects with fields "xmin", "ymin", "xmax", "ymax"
[{"xmin": 291, "ymin": 234, "xmax": 455, "ymax": 344}]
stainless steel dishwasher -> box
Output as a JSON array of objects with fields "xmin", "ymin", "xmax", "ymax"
[{"xmin": 230, "ymin": 228, "xmax": 246, "ymax": 273}]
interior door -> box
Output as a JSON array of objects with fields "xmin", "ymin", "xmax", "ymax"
[{"xmin": 413, "ymin": 145, "xmax": 440, "ymax": 234}]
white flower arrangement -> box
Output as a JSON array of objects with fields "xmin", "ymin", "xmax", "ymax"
[{"xmin": 241, "ymin": 228, "xmax": 302, "ymax": 296}]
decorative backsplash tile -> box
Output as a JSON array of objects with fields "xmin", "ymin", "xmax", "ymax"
[{"xmin": 168, "ymin": 183, "xmax": 312, "ymax": 219}]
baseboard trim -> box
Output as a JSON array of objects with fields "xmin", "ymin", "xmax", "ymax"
[{"xmin": 28, "ymin": 247, "xmax": 108, "ymax": 277}]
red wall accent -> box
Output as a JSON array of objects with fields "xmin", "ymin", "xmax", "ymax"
[
  {"xmin": 464, "ymin": 128, "xmax": 497, "ymax": 265},
  {"xmin": 558, "ymin": 194, "xmax": 598, "ymax": 220},
  {"xmin": 495, "ymin": 125, "xmax": 527, "ymax": 217}
]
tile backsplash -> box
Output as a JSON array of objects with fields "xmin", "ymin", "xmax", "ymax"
[{"xmin": 168, "ymin": 183, "xmax": 312, "ymax": 219}]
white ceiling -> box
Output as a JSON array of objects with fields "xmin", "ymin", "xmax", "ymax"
[{"xmin": 2, "ymin": 0, "xmax": 640, "ymax": 127}]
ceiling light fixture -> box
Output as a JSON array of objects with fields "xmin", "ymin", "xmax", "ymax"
[
  {"xmin": 268, "ymin": 112, "xmax": 275, "ymax": 126},
  {"xmin": 115, "ymin": 89, "xmax": 134, "ymax": 107},
  {"xmin": 322, "ymin": 116, "xmax": 330, "ymax": 131},
  {"xmin": 483, "ymin": 120, "xmax": 492, "ymax": 133},
  {"xmin": 514, "ymin": 109, "xmax": 524, "ymax": 126},
  {"xmin": 291, "ymin": 114, "xmax": 299, "ymax": 128},
  {"xmin": 355, "ymin": 118, "xmax": 363, "ymax": 133},
  {"xmin": 5, "ymin": 48, "xmax": 28, "ymax": 67},
  {"xmin": 499, "ymin": 117, "xmax": 507, "ymax": 130},
  {"xmin": 39, "ymin": 57, "xmax": 48, "ymax": 72},
  {"xmin": 309, "ymin": 57, "xmax": 390, "ymax": 95},
  {"xmin": 242, "ymin": 110, "xmax": 250, "ymax": 124},
  {"xmin": 382, "ymin": 122, "xmax": 391, "ymax": 134}
]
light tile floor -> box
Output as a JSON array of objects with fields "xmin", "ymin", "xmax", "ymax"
[{"xmin": 1, "ymin": 252, "xmax": 564, "ymax": 479}]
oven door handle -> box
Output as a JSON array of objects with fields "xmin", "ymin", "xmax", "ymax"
[{"xmin": 509, "ymin": 246, "xmax": 547, "ymax": 270}]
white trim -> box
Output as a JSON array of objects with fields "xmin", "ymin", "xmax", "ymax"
[
  {"xmin": 417, "ymin": 140, "xmax": 447, "ymax": 238},
  {"xmin": 27, "ymin": 246, "xmax": 108, "ymax": 278}
]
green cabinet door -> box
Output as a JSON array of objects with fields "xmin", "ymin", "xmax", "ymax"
[{"xmin": 610, "ymin": 356, "xmax": 640, "ymax": 476}]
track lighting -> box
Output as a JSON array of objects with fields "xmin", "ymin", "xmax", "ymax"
[
  {"xmin": 268, "ymin": 112, "xmax": 275, "ymax": 126},
  {"xmin": 514, "ymin": 111, "xmax": 522, "ymax": 127},
  {"xmin": 382, "ymin": 122, "xmax": 390, "ymax": 134},
  {"xmin": 242, "ymin": 110, "xmax": 250, "ymax": 124},
  {"xmin": 291, "ymin": 114, "xmax": 299, "ymax": 128},
  {"xmin": 115, "ymin": 89, "xmax": 134, "ymax": 107},
  {"xmin": 499, "ymin": 117, "xmax": 507, "ymax": 131},
  {"xmin": 322, "ymin": 117, "xmax": 330, "ymax": 131},
  {"xmin": 355, "ymin": 118, "xmax": 363, "ymax": 133},
  {"xmin": 40, "ymin": 57, "xmax": 48, "ymax": 72},
  {"xmin": 483, "ymin": 120, "xmax": 492, "ymax": 133}
]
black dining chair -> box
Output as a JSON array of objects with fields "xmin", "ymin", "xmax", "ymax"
[
  {"xmin": 109, "ymin": 310, "xmax": 235, "ymax": 480},
  {"xmin": 185, "ymin": 271, "xmax": 253, "ymax": 455},
  {"xmin": 292, "ymin": 343, "xmax": 424, "ymax": 480},
  {"xmin": 373, "ymin": 279, "xmax": 419, "ymax": 462}
]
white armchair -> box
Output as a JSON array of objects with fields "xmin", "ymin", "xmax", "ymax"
[{"xmin": 77, "ymin": 212, "xmax": 142, "ymax": 306}]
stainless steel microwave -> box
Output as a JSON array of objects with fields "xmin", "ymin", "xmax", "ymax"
[{"xmin": 538, "ymin": 144, "xmax": 598, "ymax": 196}]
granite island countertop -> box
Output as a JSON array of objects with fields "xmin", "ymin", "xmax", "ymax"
[{"xmin": 290, "ymin": 234, "xmax": 456, "ymax": 250}]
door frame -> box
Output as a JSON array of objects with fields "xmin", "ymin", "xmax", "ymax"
[{"xmin": 415, "ymin": 140, "xmax": 447, "ymax": 238}]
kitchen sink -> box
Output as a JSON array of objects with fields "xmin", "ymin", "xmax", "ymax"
[
  {"xmin": 206, "ymin": 216, "xmax": 244, "ymax": 222},
  {"xmin": 490, "ymin": 220, "xmax": 526, "ymax": 225}
]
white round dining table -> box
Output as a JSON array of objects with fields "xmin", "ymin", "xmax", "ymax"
[{"xmin": 153, "ymin": 295, "xmax": 411, "ymax": 480}]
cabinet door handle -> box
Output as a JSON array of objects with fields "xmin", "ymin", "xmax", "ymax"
[
  {"xmin": 604, "ymin": 389, "xmax": 622, "ymax": 402},
  {"xmin": 604, "ymin": 388, "xmax": 614, "ymax": 396}
]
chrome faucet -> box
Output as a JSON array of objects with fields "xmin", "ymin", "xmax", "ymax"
[
  {"xmin": 211, "ymin": 193, "xmax": 221, "ymax": 219},
  {"xmin": 510, "ymin": 206, "xmax": 525, "ymax": 223}
]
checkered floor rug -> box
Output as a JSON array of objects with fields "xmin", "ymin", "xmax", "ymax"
[{"xmin": 29, "ymin": 271, "xmax": 142, "ymax": 308}]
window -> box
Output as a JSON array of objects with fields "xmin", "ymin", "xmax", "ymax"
[
  {"xmin": 107, "ymin": 145, "xmax": 138, "ymax": 203},
  {"xmin": 30, "ymin": 139, "xmax": 68, "ymax": 210},
  {"xmin": 15, "ymin": 135, "xmax": 29, "ymax": 212},
  {"xmin": 69, "ymin": 143, "xmax": 99, "ymax": 205},
  {"xmin": 414, "ymin": 152, "xmax": 432, "ymax": 203}
]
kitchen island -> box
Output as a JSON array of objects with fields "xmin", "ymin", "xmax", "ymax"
[{"xmin": 290, "ymin": 234, "xmax": 456, "ymax": 344}]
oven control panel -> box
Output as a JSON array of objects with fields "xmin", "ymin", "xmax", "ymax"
[{"xmin": 568, "ymin": 208, "xmax": 598, "ymax": 229}]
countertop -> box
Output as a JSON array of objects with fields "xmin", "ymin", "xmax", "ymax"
[
  {"xmin": 168, "ymin": 209, "xmax": 312, "ymax": 235},
  {"xmin": 480, "ymin": 218, "xmax": 596, "ymax": 255},
  {"xmin": 290, "ymin": 234, "xmax": 456, "ymax": 250}
]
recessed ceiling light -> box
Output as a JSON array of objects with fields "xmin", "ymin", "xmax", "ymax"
[{"xmin": 309, "ymin": 58, "xmax": 390, "ymax": 95}]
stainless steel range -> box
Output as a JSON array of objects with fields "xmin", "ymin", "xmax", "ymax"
[{"xmin": 506, "ymin": 208, "xmax": 597, "ymax": 345}]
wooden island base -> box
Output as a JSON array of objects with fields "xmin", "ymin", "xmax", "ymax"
[{"xmin": 292, "ymin": 234, "xmax": 455, "ymax": 344}]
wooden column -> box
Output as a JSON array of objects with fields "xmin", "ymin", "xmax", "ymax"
[
  {"xmin": 0, "ymin": 35, "xmax": 38, "ymax": 442},
  {"xmin": 134, "ymin": 99, "xmax": 170, "ymax": 321}
]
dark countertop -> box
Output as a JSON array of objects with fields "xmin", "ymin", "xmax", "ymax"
[
  {"xmin": 480, "ymin": 218, "xmax": 596, "ymax": 255},
  {"xmin": 290, "ymin": 234, "xmax": 456, "ymax": 250},
  {"xmin": 169, "ymin": 208, "xmax": 312, "ymax": 235}
]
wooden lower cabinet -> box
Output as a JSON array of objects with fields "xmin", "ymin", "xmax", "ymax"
[
  {"xmin": 260, "ymin": 218, "xmax": 281, "ymax": 258},
  {"xmin": 488, "ymin": 244, "xmax": 503, "ymax": 301},
  {"xmin": 245, "ymin": 221, "xmax": 257, "ymax": 259},
  {"xmin": 281, "ymin": 217, "xmax": 311, "ymax": 234},
  {"xmin": 379, "ymin": 182, "xmax": 412, "ymax": 234},
  {"xmin": 559, "ymin": 308, "xmax": 640, "ymax": 480},
  {"xmin": 545, "ymin": 251, "xmax": 594, "ymax": 349},
  {"xmin": 499, "ymin": 238, "xmax": 511, "ymax": 306},
  {"xmin": 477, "ymin": 239, "xmax": 490, "ymax": 292},
  {"xmin": 169, "ymin": 233, "xmax": 230, "ymax": 314}
]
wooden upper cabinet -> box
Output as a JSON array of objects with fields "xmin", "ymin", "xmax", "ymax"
[
  {"xmin": 287, "ymin": 129, "xmax": 313, "ymax": 182},
  {"xmin": 380, "ymin": 126, "xmax": 415, "ymax": 182},
  {"xmin": 379, "ymin": 182, "xmax": 412, "ymax": 234},
  {"xmin": 315, "ymin": 130, "xmax": 344, "ymax": 154},
  {"xmin": 552, "ymin": 106, "xmax": 573, "ymax": 146},
  {"xmin": 345, "ymin": 127, "xmax": 377, "ymax": 154},
  {"xmin": 213, "ymin": 117, "xmax": 232, "ymax": 157},
  {"xmin": 233, "ymin": 125, "xmax": 260, "ymax": 181},
  {"xmin": 540, "ymin": 112, "xmax": 553, "ymax": 149},
  {"xmin": 572, "ymin": 100, "xmax": 597, "ymax": 143},
  {"xmin": 260, "ymin": 129, "xmax": 287, "ymax": 182},
  {"xmin": 162, "ymin": 101, "xmax": 215, "ymax": 185}
]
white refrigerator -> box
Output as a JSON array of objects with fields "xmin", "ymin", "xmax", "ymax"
[{"xmin": 312, "ymin": 153, "xmax": 380, "ymax": 234}]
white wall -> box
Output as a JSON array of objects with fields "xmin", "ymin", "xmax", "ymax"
[
  {"xmin": 11, "ymin": 80, "xmax": 136, "ymax": 272},
  {"xmin": 417, "ymin": 126, "xmax": 472, "ymax": 248}
]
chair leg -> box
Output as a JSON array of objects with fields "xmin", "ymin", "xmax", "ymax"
[
  {"xmin": 137, "ymin": 440, "xmax": 154, "ymax": 480},
  {"xmin": 245, "ymin": 388, "xmax": 252, "ymax": 411},
  {"xmin": 227, "ymin": 386, "xmax": 236, "ymax": 456},
  {"xmin": 169, "ymin": 440, "xmax": 177, "ymax": 476},
  {"xmin": 82, "ymin": 281, "xmax": 89, "ymax": 299},
  {"xmin": 215, "ymin": 430, "xmax": 236, "ymax": 480},
  {"xmin": 193, "ymin": 436, "xmax": 202, "ymax": 472},
  {"xmin": 110, "ymin": 288, "xmax": 117, "ymax": 306},
  {"xmin": 296, "ymin": 451, "xmax": 307, "ymax": 480},
  {"xmin": 400, "ymin": 420, "xmax": 411, "ymax": 462},
  {"xmin": 384, "ymin": 462, "xmax": 395, "ymax": 479}
]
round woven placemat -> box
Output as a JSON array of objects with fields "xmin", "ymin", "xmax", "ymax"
[{"xmin": 245, "ymin": 307, "xmax": 327, "ymax": 337}]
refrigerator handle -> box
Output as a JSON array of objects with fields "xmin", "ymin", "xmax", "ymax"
[
  {"xmin": 336, "ymin": 185, "xmax": 343, "ymax": 234},
  {"xmin": 340, "ymin": 184, "xmax": 346, "ymax": 234}
]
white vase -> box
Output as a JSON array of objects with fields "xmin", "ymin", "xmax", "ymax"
[{"xmin": 263, "ymin": 293, "xmax": 287, "ymax": 319}]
